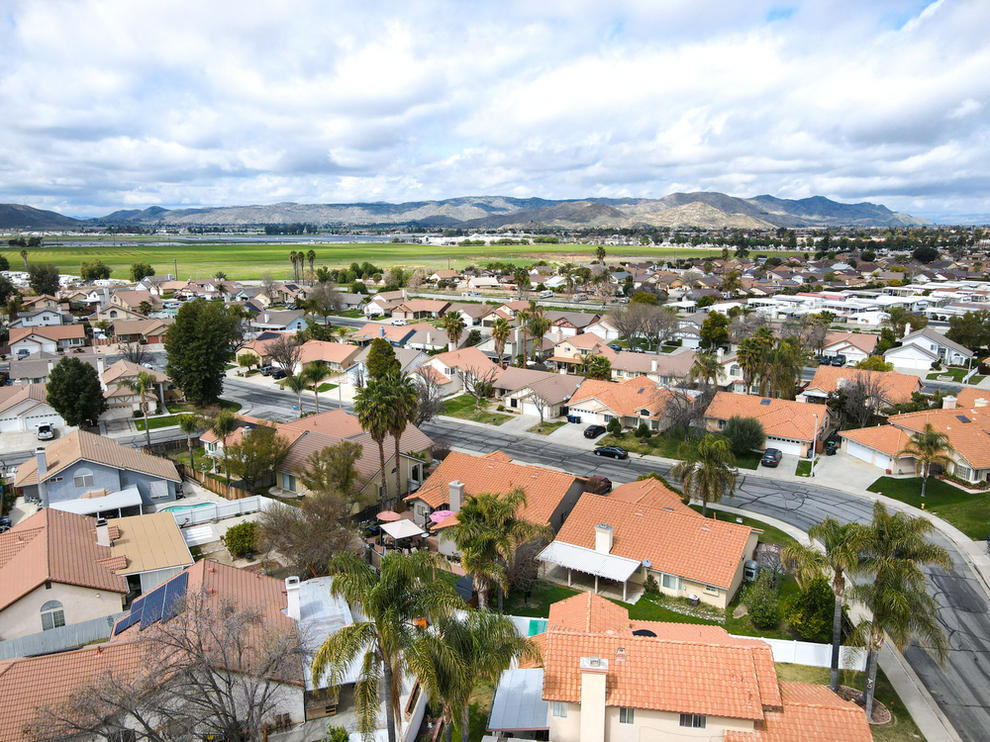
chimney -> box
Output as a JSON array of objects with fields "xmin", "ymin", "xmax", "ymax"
[
  {"xmin": 975, "ymin": 397, "xmax": 988, "ymax": 409},
  {"xmin": 716, "ymin": 347, "xmax": 724, "ymax": 362},
  {"xmin": 579, "ymin": 657, "xmax": 608, "ymax": 742},
  {"xmin": 904, "ymin": 322, "xmax": 912, "ymax": 337},
  {"xmin": 651, "ymin": 359, "xmax": 657, "ymax": 373},
  {"xmin": 942, "ymin": 395, "xmax": 957, "ymax": 410},
  {"xmin": 263, "ymin": 312, "xmax": 269, "ymax": 323},
  {"xmin": 594, "ymin": 523, "xmax": 613, "ymax": 554},
  {"xmin": 35, "ymin": 446, "xmax": 49, "ymax": 508},
  {"xmin": 448, "ymin": 480, "xmax": 465, "ymax": 513},
  {"xmin": 95, "ymin": 518, "xmax": 111, "ymax": 547},
  {"xmin": 285, "ymin": 576, "xmax": 301, "ymax": 621},
  {"xmin": 379, "ymin": 326, "xmax": 385, "ymax": 338},
  {"xmin": 47, "ymin": 360, "xmax": 55, "ymax": 375}
]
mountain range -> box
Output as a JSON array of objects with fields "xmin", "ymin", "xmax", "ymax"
[{"xmin": 0, "ymin": 192, "xmax": 926, "ymax": 231}]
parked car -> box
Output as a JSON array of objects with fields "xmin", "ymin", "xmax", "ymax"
[
  {"xmin": 584, "ymin": 425, "xmax": 607, "ymax": 439},
  {"xmin": 608, "ymin": 343, "xmax": 621, "ymax": 352},
  {"xmin": 0, "ymin": 515, "xmax": 11, "ymax": 534},
  {"xmin": 818, "ymin": 356, "xmax": 832, "ymax": 365},
  {"xmin": 539, "ymin": 290, "xmax": 555, "ymax": 299},
  {"xmin": 259, "ymin": 365, "xmax": 274, "ymax": 376},
  {"xmin": 760, "ymin": 448, "xmax": 783, "ymax": 467},
  {"xmin": 36, "ymin": 423, "xmax": 55, "ymax": 441},
  {"xmin": 594, "ymin": 445, "xmax": 628, "ymax": 460},
  {"xmin": 390, "ymin": 318, "xmax": 408, "ymax": 326},
  {"xmin": 271, "ymin": 368, "xmax": 287, "ymax": 380},
  {"xmin": 829, "ymin": 354, "xmax": 847, "ymax": 367},
  {"xmin": 16, "ymin": 348, "xmax": 29, "ymax": 359}
]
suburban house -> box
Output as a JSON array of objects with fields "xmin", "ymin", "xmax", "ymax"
[
  {"xmin": 545, "ymin": 310, "xmax": 601, "ymax": 338},
  {"xmin": 405, "ymin": 451, "xmax": 586, "ymax": 540},
  {"xmin": 704, "ymin": 392, "xmax": 831, "ymax": 457},
  {"xmin": 485, "ymin": 592, "xmax": 872, "ymax": 742},
  {"xmin": 547, "ymin": 332, "xmax": 615, "ymax": 371},
  {"xmin": 539, "ymin": 479, "xmax": 757, "ymax": 607},
  {"xmin": 447, "ymin": 301, "xmax": 494, "ymax": 326},
  {"xmin": 404, "ymin": 325, "xmax": 453, "ymax": 352},
  {"xmin": 93, "ymin": 302, "xmax": 147, "ymax": 324},
  {"xmin": 110, "ymin": 317, "xmax": 172, "ymax": 345},
  {"xmin": 235, "ymin": 330, "xmax": 293, "ymax": 366},
  {"xmin": 8, "ymin": 306, "xmax": 74, "ymax": 328},
  {"xmin": 390, "ymin": 298, "xmax": 450, "ymax": 320},
  {"xmin": 610, "ymin": 349, "xmax": 696, "ymax": 385},
  {"xmin": 7, "ymin": 351, "xmax": 102, "ymax": 385},
  {"xmin": 343, "ymin": 346, "xmax": 427, "ymax": 387},
  {"xmin": 566, "ymin": 376, "xmax": 687, "ymax": 432},
  {"xmin": 293, "ymin": 340, "xmax": 361, "ymax": 375},
  {"xmin": 493, "ymin": 367, "xmax": 584, "ymax": 420},
  {"xmin": 100, "ymin": 360, "xmax": 171, "ymax": 418},
  {"xmin": 9, "ymin": 325, "xmax": 87, "ymax": 356},
  {"xmin": 884, "ymin": 327, "xmax": 974, "ymax": 372},
  {"xmin": 483, "ymin": 299, "xmax": 530, "ymax": 325},
  {"xmin": 109, "ymin": 289, "xmax": 161, "ymax": 314},
  {"xmin": 421, "ymin": 346, "xmax": 503, "ymax": 396},
  {"xmin": 0, "ymin": 509, "xmax": 129, "ymax": 640},
  {"xmin": 820, "ymin": 331, "xmax": 878, "ymax": 365},
  {"xmin": 250, "ymin": 309, "xmax": 309, "ymax": 333},
  {"xmin": 797, "ymin": 365, "xmax": 921, "ymax": 406},
  {"xmin": 98, "ymin": 512, "xmax": 194, "ymax": 596},
  {"xmin": 14, "ymin": 430, "xmax": 182, "ymax": 511},
  {"xmin": 0, "ymin": 383, "xmax": 65, "ymax": 434},
  {"xmin": 350, "ymin": 322, "xmax": 416, "ymax": 346},
  {"xmin": 363, "ymin": 290, "xmax": 407, "ymax": 317}
]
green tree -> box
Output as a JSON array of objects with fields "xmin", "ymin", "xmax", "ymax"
[
  {"xmin": 491, "ymin": 317, "xmax": 511, "ymax": 364},
  {"xmin": 130, "ymin": 262, "xmax": 155, "ymax": 281},
  {"xmin": 670, "ymin": 434, "xmax": 737, "ymax": 516},
  {"xmin": 303, "ymin": 360, "xmax": 330, "ymax": 413},
  {"xmin": 855, "ymin": 356, "xmax": 894, "ymax": 371},
  {"xmin": 782, "ymin": 518, "xmax": 864, "ymax": 691},
  {"xmin": 742, "ymin": 570, "xmax": 779, "ymax": 629},
  {"xmin": 165, "ymin": 299, "xmax": 238, "ymax": 406},
  {"xmin": 448, "ymin": 489, "xmax": 552, "ymax": 610},
  {"xmin": 606, "ymin": 417, "xmax": 622, "ymax": 435},
  {"xmin": 282, "ymin": 374, "xmax": 308, "ymax": 417},
  {"xmin": 27, "ymin": 263, "xmax": 60, "ymax": 296},
  {"xmin": 736, "ymin": 328, "xmax": 774, "ymax": 394},
  {"xmin": 525, "ymin": 305, "xmax": 550, "ymax": 362},
  {"xmin": 721, "ymin": 416, "xmax": 765, "ymax": 454},
  {"xmin": 440, "ymin": 312, "xmax": 466, "ymax": 350},
  {"xmin": 0, "ymin": 275, "xmax": 14, "ymax": 306},
  {"xmin": 629, "ymin": 290, "xmax": 659, "ymax": 306},
  {"xmin": 237, "ymin": 352, "xmax": 259, "ymax": 372},
  {"xmin": 876, "ymin": 327, "xmax": 898, "ymax": 355},
  {"xmin": 46, "ymin": 357, "xmax": 107, "ymax": 428},
  {"xmin": 125, "ymin": 371, "xmax": 158, "ymax": 448},
  {"xmin": 595, "ymin": 245, "xmax": 606, "ymax": 263},
  {"xmin": 767, "ymin": 336, "xmax": 807, "ymax": 399},
  {"xmin": 851, "ymin": 502, "xmax": 951, "ymax": 719},
  {"xmin": 366, "ymin": 337, "xmax": 400, "ymax": 380},
  {"xmin": 298, "ymin": 440, "xmax": 364, "ymax": 505},
  {"xmin": 79, "ymin": 260, "xmax": 111, "ymax": 281},
  {"xmin": 224, "ymin": 521, "xmax": 258, "ymax": 559},
  {"xmin": 689, "ymin": 351, "xmax": 721, "ymax": 388},
  {"xmin": 225, "ymin": 424, "xmax": 292, "ymax": 490},
  {"xmin": 177, "ymin": 414, "xmax": 206, "ymax": 469},
  {"xmin": 354, "ymin": 375, "xmax": 393, "ymax": 506},
  {"xmin": 580, "ymin": 354, "xmax": 611, "ymax": 380},
  {"xmin": 946, "ymin": 310, "xmax": 990, "ymax": 351},
  {"xmin": 383, "ymin": 369, "xmax": 419, "ymax": 499},
  {"xmin": 209, "ymin": 408, "xmax": 240, "ymax": 484},
  {"xmin": 785, "ymin": 575, "xmax": 835, "ymax": 643},
  {"xmin": 897, "ymin": 422, "xmax": 953, "ymax": 498},
  {"xmin": 310, "ymin": 551, "xmax": 461, "ymax": 742},
  {"xmin": 699, "ymin": 311, "xmax": 730, "ymax": 350}
]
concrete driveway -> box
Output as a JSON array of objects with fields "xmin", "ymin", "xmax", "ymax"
[
  {"xmin": 547, "ymin": 420, "xmax": 598, "ymax": 448},
  {"xmin": 811, "ymin": 451, "xmax": 882, "ymax": 492}
]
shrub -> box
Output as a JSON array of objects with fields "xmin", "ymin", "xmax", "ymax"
[
  {"xmin": 742, "ymin": 571, "xmax": 780, "ymax": 630},
  {"xmin": 785, "ymin": 575, "xmax": 835, "ymax": 643},
  {"xmin": 225, "ymin": 521, "xmax": 258, "ymax": 559},
  {"xmin": 323, "ymin": 726, "xmax": 349, "ymax": 742},
  {"xmin": 722, "ymin": 415, "xmax": 766, "ymax": 455},
  {"xmin": 644, "ymin": 574, "xmax": 660, "ymax": 596},
  {"xmin": 635, "ymin": 422, "xmax": 652, "ymax": 440},
  {"xmin": 606, "ymin": 417, "xmax": 623, "ymax": 435}
]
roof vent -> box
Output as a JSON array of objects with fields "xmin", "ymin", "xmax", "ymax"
[
  {"xmin": 760, "ymin": 398, "xmax": 772, "ymax": 405},
  {"xmin": 956, "ymin": 414, "xmax": 971, "ymax": 423}
]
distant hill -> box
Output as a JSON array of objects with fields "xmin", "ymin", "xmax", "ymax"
[{"xmin": 0, "ymin": 192, "xmax": 927, "ymax": 230}]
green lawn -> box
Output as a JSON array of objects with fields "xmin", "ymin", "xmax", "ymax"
[
  {"xmin": 926, "ymin": 366, "xmax": 975, "ymax": 382},
  {"xmin": 795, "ymin": 458, "xmax": 819, "ymax": 477},
  {"xmin": 443, "ymin": 395, "xmax": 512, "ymax": 426},
  {"xmin": 867, "ymin": 476, "xmax": 990, "ymax": 539},
  {"xmin": 502, "ymin": 580, "xmax": 579, "ymax": 617},
  {"xmin": 168, "ymin": 399, "xmax": 242, "ymax": 414},
  {"xmin": 527, "ymin": 420, "xmax": 567, "ymax": 435},
  {"xmin": 597, "ymin": 431, "xmax": 759, "ymax": 469},
  {"xmin": 135, "ymin": 414, "xmax": 181, "ymax": 430},
  {"xmin": 317, "ymin": 382, "xmax": 338, "ymax": 392}
]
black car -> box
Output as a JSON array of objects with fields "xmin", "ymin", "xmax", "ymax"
[
  {"xmin": 584, "ymin": 425, "xmax": 607, "ymax": 439},
  {"xmin": 271, "ymin": 368, "xmax": 287, "ymax": 380},
  {"xmin": 760, "ymin": 448, "xmax": 783, "ymax": 467},
  {"xmin": 829, "ymin": 354, "xmax": 847, "ymax": 367},
  {"xmin": 259, "ymin": 365, "xmax": 274, "ymax": 376},
  {"xmin": 594, "ymin": 445, "xmax": 628, "ymax": 460}
]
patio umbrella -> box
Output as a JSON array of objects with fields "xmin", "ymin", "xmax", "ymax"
[
  {"xmin": 377, "ymin": 510, "xmax": 401, "ymax": 522},
  {"xmin": 429, "ymin": 509, "xmax": 454, "ymax": 524}
]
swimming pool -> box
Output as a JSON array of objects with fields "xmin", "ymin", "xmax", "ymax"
[
  {"xmin": 527, "ymin": 618, "xmax": 548, "ymax": 636},
  {"xmin": 159, "ymin": 502, "xmax": 215, "ymax": 514}
]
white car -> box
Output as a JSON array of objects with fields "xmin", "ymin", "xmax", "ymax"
[
  {"xmin": 390, "ymin": 318, "xmax": 408, "ymax": 326},
  {"xmin": 36, "ymin": 424, "xmax": 55, "ymax": 441}
]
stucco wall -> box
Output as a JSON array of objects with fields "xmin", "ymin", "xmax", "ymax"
[
  {"xmin": 0, "ymin": 582, "xmax": 125, "ymax": 641},
  {"xmin": 550, "ymin": 702, "xmax": 755, "ymax": 742}
]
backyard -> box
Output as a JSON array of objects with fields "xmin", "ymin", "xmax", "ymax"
[
  {"xmin": 867, "ymin": 476, "xmax": 990, "ymax": 539},
  {"xmin": 442, "ymin": 395, "xmax": 512, "ymax": 426},
  {"xmin": 926, "ymin": 366, "xmax": 985, "ymax": 384}
]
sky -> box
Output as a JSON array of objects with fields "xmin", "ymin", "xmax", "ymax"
[{"xmin": 1, "ymin": 0, "xmax": 988, "ymax": 222}]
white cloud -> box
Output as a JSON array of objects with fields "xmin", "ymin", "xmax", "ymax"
[{"xmin": 0, "ymin": 0, "xmax": 988, "ymax": 221}]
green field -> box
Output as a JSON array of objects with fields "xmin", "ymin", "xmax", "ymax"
[{"xmin": 0, "ymin": 237, "xmax": 800, "ymax": 281}]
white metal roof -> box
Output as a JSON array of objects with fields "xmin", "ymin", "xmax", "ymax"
[
  {"xmin": 296, "ymin": 576, "xmax": 364, "ymax": 691},
  {"xmin": 380, "ymin": 519, "xmax": 426, "ymax": 540},
  {"xmin": 537, "ymin": 541, "xmax": 641, "ymax": 583},
  {"xmin": 488, "ymin": 668, "xmax": 549, "ymax": 732},
  {"xmin": 50, "ymin": 486, "xmax": 143, "ymax": 516}
]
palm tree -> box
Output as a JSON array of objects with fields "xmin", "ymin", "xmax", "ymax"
[
  {"xmin": 526, "ymin": 304, "xmax": 550, "ymax": 362},
  {"xmin": 689, "ymin": 351, "xmax": 721, "ymax": 388},
  {"xmin": 440, "ymin": 312, "xmax": 465, "ymax": 350},
  {"xmin": 407, "ymin": 611, "xmax": 540, "ymax": 742},
  {"xmin": 210, "ymin": 408, "xmax": 239, "ymax": 483},
  {"xmin": 20, "ymin": 249, "xmax": 27, "ymax": 270},
  {"xmin": 288, "ymin": 251, "xmax": 299, "ymax": 282},
  {"xmin": 177, "ymin": 414, "xmax": 205, "ymax": 469},
  {"xmin": 782, "ymin": 518, "xmax": 864, "ymax": 692},
  {"xmin": 491, "ymin": 317, "xmax": 511, "ymax": 365},
  {"xmin": 560, "ymin": 262, "xmax": 575, "ymax": 293},
  {"xmin": 306, "ymin": 249, "xmax": 316, "ymax": 284},
  {"xmin": 515, "ymin": 309, "xmax": 530, "ymax": 366},
  {"xmin": 311, "ymin": 551, "xmax": 462, "ymax": 742},
  {"xmin": 670, "ymin": 434, "xmax": 737, "ymax": 516},
  {"xmin": 851, "ymin": 502, "xmax": 951, "ymax": 719},
  {"xmin": 125, "ymin": 371, "xmax": 158, "ymax": 448},
  {"xmin": 282, "ymin": 373, "xmax": 308, "ymax": 417},
  {"xmin": 355, "ymin": 376, "xmax": 393, "ymax": 505},
  {"xmin": 303, "ymin": 360, "xmax": 329, "ymax": 413},
  {"xmin": 897, "ymin": 422, "xmax": 953, "ymax": 498},
  {"xmin": 383, "ymin": 369, "xmax": 419, "ymax": 498},
  {"xmin": 448, "ymin": 489, "xmax": 552, "ymax": 610},
  {"xmin": 768, "ymin": 337, "xmax": 807, "ymax": 399}
]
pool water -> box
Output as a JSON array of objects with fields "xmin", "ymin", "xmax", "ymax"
[
  {"xmin": 160, "ymin": 502, "xmax": 215, "ymax": 513},
  {"xmin": 527, "ymin": 618, "xmax": 548, "ymax": 636}
]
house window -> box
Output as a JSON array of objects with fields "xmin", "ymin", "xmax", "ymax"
[
  {"xmin": 603, "ymin": 415, "xmax": 613, "ymax": 423},
  {"xmin": 704, "ymin": 585, "xmax": 719, "ymax": 595},
  {"xmin": 73, "ymin": 471, "xmax": 95, "ymax": 488},
  {"xmin": 619, "ymin": 707, "xmax": 635, "ymax": 724},
  {"xmin": 662, "ymin": 574, "xmax": 680, "ymax": 590},
  {"xmin": 679, "ymin": 714, "xmax": 706, "ymax": 729},
  {"xmin": 956, "ymin": 464, "xmax": 972, "ymax": 481},
  {"xmin": 552, "ymin": 702, "xmax": 568, "ymax": 718},
  {"xmin": 281, "ymin": 473, "xmax": 296, "ymax": 491},
  {"xmin": 41, "ymin": 600, "xmax": 65, "ymax": 631}
]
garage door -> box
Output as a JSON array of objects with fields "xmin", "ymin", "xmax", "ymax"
[
  {"xmin": 767, "ymin": 437, "xmax": 803, "ymax": 456},
  {"xmin": 0, "ymin": 416, "xmax": 20, "ymax": 433},
  {"xmin": 846, "ymin": 440, "xmax": 884, "ymax": 468}
]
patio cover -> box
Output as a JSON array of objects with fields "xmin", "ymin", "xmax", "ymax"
[
  {"xmin": 537, "ymin": 541, "xmax": 641, "ymax": 583},
  {"xmin": 380, "ymin": 519, "xmax": 426, "ymax": 540},
  {"xmin": 488, "ymin": 668, "xmax": 549, "ymax": 732},
  {"xmin": 50, "ymin": 486, "xmax": 143, "ymax": 516}
]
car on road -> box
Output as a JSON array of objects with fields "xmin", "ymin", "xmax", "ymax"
[
  {"xmin": 594, "ymin": 445, "xmax": 628, "ymax": 459},
  {"xmin": 0, "ymin": 515, "xmax": 10, "ymax": 534},
  {"xmin": 760, "ymin": 448, "xmax": 782, "ymax": 467},
  {"xmin": 141, "ymin": 362, "xmax": 156, "ymax": 370},
  {"xmin": 36, "ymin": 423, "xmax": 55, "ymax": 441},
  {"xmin": 584, "ymin": 424, "xmax": 607, "ymax": 439}
]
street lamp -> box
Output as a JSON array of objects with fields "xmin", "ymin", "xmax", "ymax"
[{"xmin": 810, "ymin": 412, "xmax": 819, "ymax": 478}]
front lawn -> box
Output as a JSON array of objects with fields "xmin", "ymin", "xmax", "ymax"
[
  {"xmin": 597, "ymin": 430, "xmax": 759, "ymax": 469},
  {"xmin": 795, "ymin": 458, "xmax": 819, "ymax": 477},
  {"xmin": 168, "ymin": 399, "xmax": 242, "ymax": 414},
  {"xmin": 443, "ymin": 395, "xmax": 512, "ymax": 426},
  {"xmin": 317, "ymin": 382, "xmax": 338, "ymax": 392},
  {"xmin": 867, "ymin": 476, "xmax": 990, "ymax": 539},
  {"xmin": 925, "ymin": 366, "xmax": 982, "ymax": 383},
  {"xmin": 135, "ymin": 414, "xmax": 181, "ymax": 431},
  {"xmin": 527, "ymin": 420, "xmax": 567, "ymax": 435}
]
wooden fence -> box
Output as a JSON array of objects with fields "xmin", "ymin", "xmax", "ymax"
[{"xmin": 174, "ymin": 462, "xmax": 255, "ymax": 500}]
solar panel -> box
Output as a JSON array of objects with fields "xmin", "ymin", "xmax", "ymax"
[
  {"xmin": 162, "ymin": 572, "xmax": 189, "ymax": 621},
  {"xmin": 956, "ymin": 414, "xmax": 971, "ymax": 423},
  {"xmin": 760, "ymin": 398, "xmax": 772, "ymax": 405},
  {"xmin": 112, "ymin": 610, "xmax": 141, "ymax": 636},
  {"xmin": 139, "ymin": 584, "xmax": 167, "ymax": 629}
]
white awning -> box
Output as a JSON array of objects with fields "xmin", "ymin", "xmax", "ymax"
[
  {"xmin": 50, "ymin": 486, "xmax": 143, "ymax": 516},
  {"xmin": 380, "ymin": 519, "xmax": 426, "ymax": 540},
  {"xmin": 538, "ymin": 541, "xmax": 642, "ymax": 583}
]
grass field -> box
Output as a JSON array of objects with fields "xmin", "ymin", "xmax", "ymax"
[
  {"xmin": 867, "ymin": 475, "xmax": 990, "ymax": 539},
  {"xmin": 442, "ymin": 395, "xmax": 512, "ymax": 426},
  {"xmin": 0, "ymin": 238, "xmax": 802, "ymax": 280}
]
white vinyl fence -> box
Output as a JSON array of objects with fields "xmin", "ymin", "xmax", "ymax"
[
  {"xmin": 165, "ymin": 495, "xmax": 277, "ymax": 528},
  {"xmin": 729, "ymin": 634, "xmax": 867, "ymax": 670}
]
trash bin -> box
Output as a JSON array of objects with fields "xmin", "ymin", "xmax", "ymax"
[{"xmin": 687, "ymin": 594, "xmax": 700, "ymax": 607}]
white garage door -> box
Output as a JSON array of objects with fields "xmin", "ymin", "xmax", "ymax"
[
  {"xmin": 0, "ymin": 416, "xmax": 20, "ymax": 433},
  {"xmin": 767, "ymin": 436, "xmax": 803, "ymax": 456},
  {"xmin": 23, "ymin": 412, "xmax": 63, "ymax": 432},
  {"xmin": 846, "ymin": 440, "xmax": 885, "ymax": 468}
]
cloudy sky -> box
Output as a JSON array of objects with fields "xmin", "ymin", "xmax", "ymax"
[{"xmin": 1, "ymin": 0, "xmax": 988, "ymax": 222}]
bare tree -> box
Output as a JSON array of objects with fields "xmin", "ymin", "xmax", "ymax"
[
  {"xmin": 641, "ymin": 306, "xmax": 680, "ymax": 350},
  {"xmin": 265, "ymin": 334, "xmax": 302, "ymax": 374},
  {"xmin": 414, "ymin": 366, "xmax": 445, "ymax": 425},
  {"xmin": 257, "ymin": 492, "xmax": 363, "ymax": 577},
  {"xmin": 27, "ymin": 593, "xmax": 306, "ymax": 742},
  {"xmin": 658, "ymin": 384, "xmax": 712, "ymax": 434},
  {"xmin": 305, "ymin": 284, "xmax": 343, "ymax": 323},
  {"xmin": 260, "ymin": 273, "xmax": 275, "ymax": 299},
  {"xmin": 461, "ymin": 366, "xmax": 500, "ymax": 408},
  {"xmin": 120, "ymin": 341, "xmax": 148, "ymax": 365},
  {"xmin": 729, "ymin": 313, "xmax": 769, "ymax": 344},
  {"xmin": 607, "ymin": 304, "xmax": 646, "ymax": 344},
  {"xmin": 527, "ymin": 388, "xmax": 553, "ymax": 425},
  {"xmin": 829, "ymin": 373, "xmax": 892, "ymax": 429}
]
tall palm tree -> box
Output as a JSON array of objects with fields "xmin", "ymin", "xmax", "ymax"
[
  {"xmin": 689, "ymin": 351, "xmax": 721, "ymax": 388},
  {"xmin": 282, "ymin": 373, "xmax": 308, "ymax": 417},
  {"xmin": 311, "ymin": 551, "xmax": 462, "ymax": 742},
  {"xmin": 288, "ymin": 251, "xmax": 299, "ymax": 282},
  {"xmin": 125, "ymin": 371, "xmax": 158, "ymax": 448},
  {"xmin": 670, "ymin": 434, "xmax": 737, "ymax": 516},
  {"xmin": 407, "ymin": 611, "xmax": 540, "ymax": 742},
  {"xmin": 782, "ymin": 518, "xmax": 864, "ymax": 692},
  {"xmin": 768, "ymin": 337, "xmax": 807, "ymax": 399},
  {"xmin": 897, "ymin": 422, "xmax": 953, "ymax": 498},
  {"xmin": 491, "ymin": 317, "xmax": 511, "ymax": 365},
  {"xmin": 306, "ymin": 249, "xmax": 316, "ymax": 284},
  {"xmin": 303, "ymin": 360, "xmax": 329, "ymax": 413},
  {"xmin": 355, "ymin": 376, "xmax": 393, "ymax": 505},
  {"xmin": 177, "ymin": 413, "xmax": 205, "ymax": 469},
  {"xmin": 515, "ymin": 309, "xmax": 530, "ymax": 366},
  {"xmin": 448, "ymin": 489, "xmax": 552, "ymax": 610},
  {"xmin": 440, "ymin": 312, "xmax": 465, "ymax": 350},
  {"xmin": 526, "ymin": 304, "xmax": 550, "ymax": 362},
  {"xmin": 851, "ymin": 502, "xmax": 951, "ymax": 719},
  {"xmin": 210, "ymin": 408, "xmax": 239, "ymax": 484},
  {"xmin": 560, "ymin": 262, "xmax": 575, "ymax": 293},
  {"xmin": 383, "ymin": 369, "xmax": 419, "ymax": 498}
]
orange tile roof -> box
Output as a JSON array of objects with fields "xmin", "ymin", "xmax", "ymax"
[
  {"xmin": 725, "ymin": 682, "xmax": 873, "ymax": 742},
  {"xmin": 407, "ymin": 451, "xmax": 579, "ymax": 527},
  {"xmin": 15, "ymin": 430, "xmax": 180, "ymax": 486},
  {"xmin": 395, "ymin": 298, "xmax": 449, "ymax": 313},
  {"xmin": 608, "ymin": 478, "xmax": 694, "ymax": 515},
  {"xmin": 428, "ymin": 346, "xmax": 501, "ymax": 378},
  {"xmin": 297, "ymin": 340, "xmax": 360, "ymax": 365},
  {"xmin": 553, "ymin": 493, "xmax": 754, "ymax": 588},
  {"xmin": 0, "ymin": 383, "xmax": 49, "ymax": 415},
  {"xmin": 9, "ymin": 324, "xmax": 85, "ymax": 344},
  {"xmin": 558, "ymin": 332, "xmax": 608, "ymax": 350},
  {"xmin": 705, "ymin": 392, "xmax": 827, "ymax": 443},
  {"xmin": 279, "ymin": 409, "xmax": 366, "ymax": 438},
  {"xmin": 804, "ymin": 366, "xmax": 920, "ymax": 404},
  {"xmin": 886, "ymin": 406, "xmax": 990, "ymax": 469},
  {"xmin": 954, "ymin": 387, "xmax": 990, "ymax": 409},
  {"xmin": 0, "ymin": 509, "xmax": 128, "ymax": 611},
  {"xmin": 567, "ymin": 376, "xmax": 677, "ymax": 418},
  {"xmin": 839, "ymin": 425, "xmax": 912, "ymax": 457},
  {"xmin": 823, "ymin": 331, "xmax": 878, "ymax": 354},
  {"xmin": 351, "ymin": 322, "xmax": 413, "ymax": 343}
]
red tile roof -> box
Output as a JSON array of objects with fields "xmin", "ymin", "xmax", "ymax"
[
  {"xmin": 804, "ymin": 366, "xmax": 920, "ymax": 404},
  {"xmin": 886, "ymin": 406, "xmax": 990, "ymax": 469},
  {"xmin": 705, "ymin": 392, "xmax": 827, "ymax": 443},
  {"xmin": 725, "ymin": 682, "xmax": 873, "ymax": 742}
]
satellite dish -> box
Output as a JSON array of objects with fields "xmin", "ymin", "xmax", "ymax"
[{"xmin": 642, "ymin": 559, "xmax": 652, "ymax": 569}]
